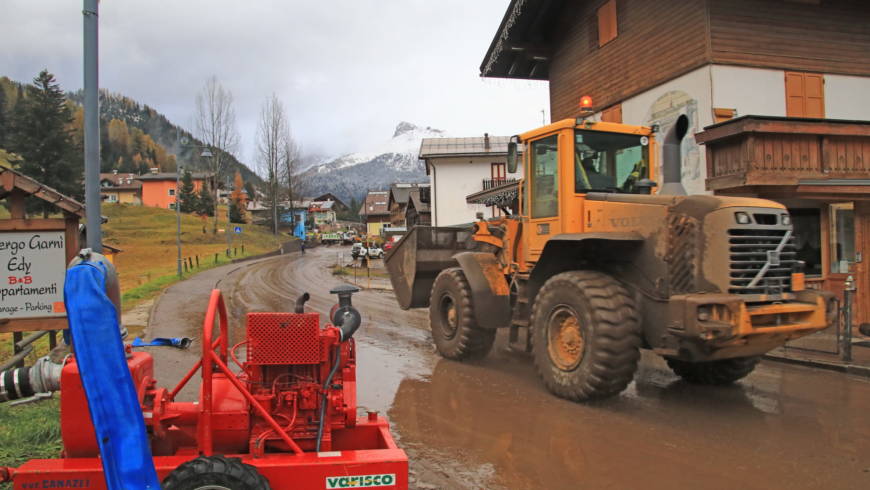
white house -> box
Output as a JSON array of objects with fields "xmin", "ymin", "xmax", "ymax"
[{"xmin": 419, "ymin": 134, "xmax": 524, "ymax": 226}]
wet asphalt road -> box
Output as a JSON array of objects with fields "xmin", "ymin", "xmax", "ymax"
[{"xmin": 154, "ymin": 246, "xmax": 870, "ymax": 490}]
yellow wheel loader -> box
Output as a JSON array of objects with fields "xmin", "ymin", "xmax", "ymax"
[{"xmin": 385, "ymin": 116, "xmax": 835, "ymax": 401}]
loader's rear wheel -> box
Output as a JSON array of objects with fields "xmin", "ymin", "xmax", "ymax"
[
  {"xmin": 531, "ymin": 271, "xmax": 641, "ymax": 401},
  {"xmin": 429, "ymin": 267, "xmax": 496, "ymax": 360},
  {"xmin": 666, "ymin": 356, "xmax": 760, "ymax": 385},
  {"xmin": 162, "ymin": 455, "xmax": 270, "ymax": 490}
]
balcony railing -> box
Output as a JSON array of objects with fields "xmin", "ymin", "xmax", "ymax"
[{"xmin": 482, "ymin": 177, "xmax": 517, "ymax": 191}]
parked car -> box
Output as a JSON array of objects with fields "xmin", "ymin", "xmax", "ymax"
[
  {"xmin": 383, "ymin": 241, "xmax": 394, "ymax": 252},
  {"xmin": 367, "ymin": 246, "xmax": 384, "ymax": 259},
  {"xmin": 351, "ymin": 243, "xmax": 367, "ymax": 259}
]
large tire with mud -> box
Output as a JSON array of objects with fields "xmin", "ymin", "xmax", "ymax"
[
  {"xmin": 531, "ymin": 270, "xmax": 641, "ymax": 401},
  {"xmin": 429, "ymin": 267, "xmax": 496, "ymax": 360},
  {"xmin": 665, "ymin": 356, "xmax": 760, "ymax": 385},
  {"xmin": 162, "ymin": 455, "xmax": 270, "ymax": 490}
]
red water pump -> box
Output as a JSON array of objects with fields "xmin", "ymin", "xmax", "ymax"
[{"xmin": 4, "ymin": 286, "xmax": 407, "ymax": 489}]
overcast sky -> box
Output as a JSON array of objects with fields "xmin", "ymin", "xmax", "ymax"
[{"xmin": 1, "ymin": 0, "xmax": 549, "ymax": 165}]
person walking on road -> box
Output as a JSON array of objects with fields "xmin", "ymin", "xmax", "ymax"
[{"xmin": 300, "ymin": 240, "xmax": 306, "ymax": 255}]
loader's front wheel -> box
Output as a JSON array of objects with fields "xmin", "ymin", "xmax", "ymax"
[
  {"xmin": 666, "ymin": 356, "xmax": 760, "ymax": 385},
  {"xmin": 531, "ymin": 271, "xmax": 641, "ymax": 401},
  {"xmin": 429, "ymin": 267, "xmax": 496, "ymax": 360},
  {"xmin": 162, "ymin": 455, "xmax": 270, "ymax": 490}
]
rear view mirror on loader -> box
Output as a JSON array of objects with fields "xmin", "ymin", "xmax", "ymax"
[{"xmin": 507, "ymin": 138, "xmax": 519, "ymax": 173}]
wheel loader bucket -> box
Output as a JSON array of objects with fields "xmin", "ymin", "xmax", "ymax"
[{"xmin": 384, "ymin": 225, "xmax": 473, "ymax": 309}]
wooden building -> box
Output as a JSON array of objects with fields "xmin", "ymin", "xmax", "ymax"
[
  {"xmin": 405, "ymin": 187, "xmax": 432, "ymax": 228},
  {"xmin": 387, "ymin": 183, "xmax": 427, "ymax": 228},
  {"xmin": 99, "ymin": 172, "xmax": 141, "ymax": 205},
  {"xmin": 481, "ymin": 0, "xmax": 870, "ymax": 327},
  {"xmin": 359, "ymin": 190, "xmax": 390, "ymax": 237}
]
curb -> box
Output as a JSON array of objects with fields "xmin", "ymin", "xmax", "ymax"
[
  {"xmin": 143, "ymin": 287, "xmax": 170, "ymax": 338},
  {"xmin": 763, "ymin": 353, "xmax": 870, "ymax": 378}
]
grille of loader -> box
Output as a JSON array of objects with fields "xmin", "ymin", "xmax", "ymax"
[
  {"xmin": 728, "ymin": 228, "xmax": 796, "ymax": 296},
  {"xmin": 246, "ymin": 312, "xmax": 321, "ymax": 365}
]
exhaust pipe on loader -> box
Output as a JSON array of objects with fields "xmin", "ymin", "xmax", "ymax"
[{"xmin": 659, "ymin": 114, "xmax": 689, "ymax": 196}]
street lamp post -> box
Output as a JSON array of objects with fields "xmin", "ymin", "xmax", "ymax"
[
  {"xmin": 226, "ymin": 175, "xmax": 232, "ymax": 257},
  {"xmin": 175, "ymin": 167, "xmax": 182, "ymax": 277}
]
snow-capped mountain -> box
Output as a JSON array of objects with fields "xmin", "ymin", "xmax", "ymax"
[{"xmin": 300, "ymin": 122, "xmax": 445, "ymax": 204}]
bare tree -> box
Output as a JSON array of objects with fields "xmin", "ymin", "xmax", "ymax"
[
  {"xmin": 256, "ymin": 94, "xmax": 287, "ymax": 234},
  {"xmin": 195, "ymin": 76, "xmax": 240, "ymax": 233},
  {"xmin": 281, "ymin": 133, "xmax": 303, "ymax": 215}
]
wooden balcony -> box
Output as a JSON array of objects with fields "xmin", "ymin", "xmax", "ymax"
[{"xmin": 696, "ymin": 116, "xmax": 870, "ymax": 194}]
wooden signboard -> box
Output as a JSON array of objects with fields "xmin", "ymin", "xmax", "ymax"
[{"xmin": 0, "ymin": 170, "xmax": 83, "ymax": 334}]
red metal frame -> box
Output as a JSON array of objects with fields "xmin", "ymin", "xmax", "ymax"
[{"xmin": 1, "ymin": 289, "xmax": 408, "ymax": 489}]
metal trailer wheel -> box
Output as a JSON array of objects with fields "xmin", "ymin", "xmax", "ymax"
[
  {"xmin": 428, "ymin": 267, "xmax": 496, "ymax": 360},
  {"xmin": 162, "ymin": 455, "xmax": 270, "ymax": 490},
  {"xmin": 531, "ymin": 270, "xmax": 641, "ymax": 401}
]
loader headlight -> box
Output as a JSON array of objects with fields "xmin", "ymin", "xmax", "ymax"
[
  {"xmin": 781, "ymin": 214, "xmax": 791, "ymax": 226},
  {"xmin": 735, "ymin": 212, "xmax": 751, "ymax": 225}
]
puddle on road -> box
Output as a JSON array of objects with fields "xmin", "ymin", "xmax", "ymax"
[{"xmin": 366, "ymin": 336, "xmax": 870, "ymax": 490}]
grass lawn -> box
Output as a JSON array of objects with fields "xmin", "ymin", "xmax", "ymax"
[
  {"xmin": 103, "ymin": 203, "xmax": 287, "ymax": 310},
  {"xmin": 0, "ymin": 399, "xmax": 61, "ymax": 489}
]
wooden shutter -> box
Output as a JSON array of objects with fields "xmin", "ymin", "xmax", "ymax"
[
  {"xmin": 785, "ymin": 71, "xmax": 825, "ymax": 118},
  {"xmin": 601, "ymin": 104, "xmax": 622, "ymax": 123},
  {"xmin": 597, "ymin": 0, "xmax": 618, "ymax": 47},
  {"xmin": 713, "ymin": 108, "xmax": 736, "ymax": 123}
]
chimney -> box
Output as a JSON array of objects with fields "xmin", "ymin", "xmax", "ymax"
[
  {"xmin": 484, "ymin": 133, "xmax": 491, "ymax": 150},
  {"xmin": 659, "ymin": 115, "xmax": 689, "ymax": 196},
  {"xmin": 150, "ymin": 167, "xmax": 159, "ymax": 174}
]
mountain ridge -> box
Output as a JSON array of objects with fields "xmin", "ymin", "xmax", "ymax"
[{"xmin": 300, "ymin": 122, "xmax": 444, "ymax": 203}]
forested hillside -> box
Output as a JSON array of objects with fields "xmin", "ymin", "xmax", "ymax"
[{"xmin": 0, "ymin": 74, "xmax": 260, "ymax": 185}]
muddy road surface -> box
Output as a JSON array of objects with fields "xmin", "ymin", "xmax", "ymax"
[{"xmin": 154, "ymin": 246, "xmax": 870, "ymax": 490}]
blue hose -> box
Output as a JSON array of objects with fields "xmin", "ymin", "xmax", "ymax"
[{"xmin": 64, "ymin": 261, "xmax": 160, "ymax": 489}]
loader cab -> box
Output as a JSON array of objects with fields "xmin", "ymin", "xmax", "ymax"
[{"xmin": 508, "ymin": 119, "xmax": 656, "ymax": 263}]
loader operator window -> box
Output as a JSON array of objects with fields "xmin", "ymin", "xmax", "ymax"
[
  {"xmin": 575, "ymin": 130, "xmax": 649, "ymax": 194},
  {"xmin": 531, "ymin": 135, "xmax": 559, "ymax": 218}
]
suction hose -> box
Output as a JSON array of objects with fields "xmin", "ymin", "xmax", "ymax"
[{"xmin": 0, "ymin": 356, "xmax": 63, "ymax": 403}]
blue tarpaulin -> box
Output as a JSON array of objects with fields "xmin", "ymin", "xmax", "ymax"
[{"xmin": 64, "ymin": 261, "xmax": 160, "ymax": 489}]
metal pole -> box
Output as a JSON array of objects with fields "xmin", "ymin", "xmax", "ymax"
[
  {"xmin": 843, "ymin": 275, "xmax": 855, "ymax": 363},
  {"xmin": 176, "ymin": 169, "xmax": 182, "ymax": 277},
  {"xmin": 83, "ymin": 0, "xmax": 101, "ymax": 252},
  {"xmin": 225, "ymin": 176, "xmax": 231, "ymax": 255}
]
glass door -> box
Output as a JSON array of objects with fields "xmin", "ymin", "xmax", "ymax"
[{"xmin": 526, "ymin": 134, "xmax": 560, "ymax": 259}]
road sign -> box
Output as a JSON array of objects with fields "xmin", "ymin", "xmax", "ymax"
[{"xmin": 234, "ymin": 226, "xmax": 242, "ymax": 234}]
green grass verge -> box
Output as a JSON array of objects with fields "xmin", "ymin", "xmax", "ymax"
[{"xmin": 0, "ymin": 398, "xmax": 62, "ymax": 489}]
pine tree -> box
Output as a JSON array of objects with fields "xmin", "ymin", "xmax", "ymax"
[
  {"xmin": 229, "ymin": 170, "xmax": 246, "ymax": 223},
  {"xmin": 229, "ymin": 201, "xmax": 243, "ymax": 224},
  {"xmin": 197, "ymin": 182, "xmax": 215, "ymax": 217},
  {"xmin": 10, "ymin": 70, "xmax": 82, "ymax": 215},
  {"xmin": 178, "ymin": 170, "xmax": 198, "ymax": 213}
]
